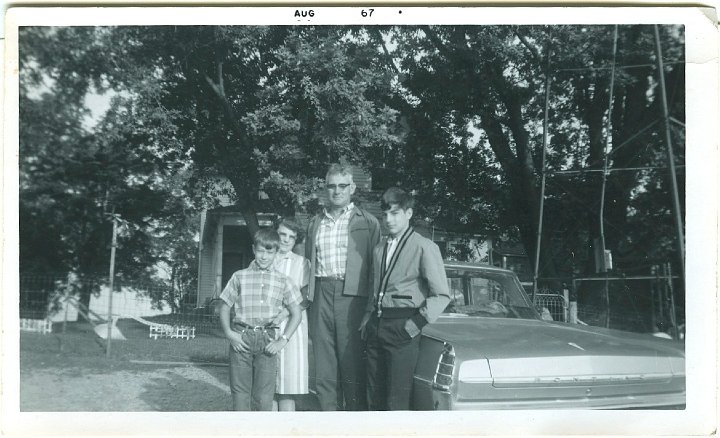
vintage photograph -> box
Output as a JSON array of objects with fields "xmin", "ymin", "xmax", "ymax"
[{"xmin": 2, "ymin": 5, "xmax": 717, "ymax": 436}]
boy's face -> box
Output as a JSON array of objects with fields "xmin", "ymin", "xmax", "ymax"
[
  {"xmin": 383, "ymin": 204, "xmax": 413, "ymax": 238},
  {"xmin": 277, "ymin": 224, "xmax": 297, "ymax": 254},
  {"xmin": 253, "ymin": 244, "xmax": 278, "ymax": 269},
  {"xmin": 326, "ymin": 173, "xmax": 355, "ymax": 209}
]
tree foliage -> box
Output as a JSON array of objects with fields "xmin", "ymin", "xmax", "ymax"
[{"xmin": 19, "ymin": 24, "xmax": 685, "ymax": 309}]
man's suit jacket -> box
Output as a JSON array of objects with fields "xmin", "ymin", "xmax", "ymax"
[
  {"xmin": 367, "ymin": 227, "xmax": 450, "ymax": 327},
  {"xmin": 305, "ymin": 205, "xmax": 381, "ymax": 300}
]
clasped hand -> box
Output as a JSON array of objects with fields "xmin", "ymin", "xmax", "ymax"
[
  {"xmin": 358, "ymin": 312, "xmax": 371, "ymax": 341},
  {"xmin": 264, "ymin": 338, "xmax": 288, "ymax": 355}
]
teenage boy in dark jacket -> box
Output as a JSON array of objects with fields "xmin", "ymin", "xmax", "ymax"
[{"xmin": 360, "ymin": 187, "xmax": 450, "ymax": 410}]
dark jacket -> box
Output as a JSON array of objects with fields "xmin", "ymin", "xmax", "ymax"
[
  {"xmin": 367, "ymin": 227, "xmax": 451, "ymax": 326},
  {"xmin": 305, "ymin": 205, "xmax": 381, "ymax": 299}
]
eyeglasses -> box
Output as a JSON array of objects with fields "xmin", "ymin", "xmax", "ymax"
[{"xmin": 326, "ymin": 183, "xmax": 351, "ymax": 190}]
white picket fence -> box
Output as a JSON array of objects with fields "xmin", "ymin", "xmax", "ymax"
[{"xmin": 20, "ymin": 318, "xmax": 53, "ymax": 334}]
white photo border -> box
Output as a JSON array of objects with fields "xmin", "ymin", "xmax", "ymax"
[{"xmin": 2, "ymin": 5, "xmax": 717, "ymax": 436}]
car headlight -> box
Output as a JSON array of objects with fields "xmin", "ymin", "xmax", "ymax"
[
  {"xmin": 432, "ymin": 342, "xmax": 455, "ymax": 392},
  {"xmin": 458, "ymin": 358, "xmax": 493, "ymax": 384}
]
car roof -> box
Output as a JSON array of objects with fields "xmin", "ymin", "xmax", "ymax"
[{"xmin": 443, "ymin": 260, "xmax": 516, "ymax": 275}]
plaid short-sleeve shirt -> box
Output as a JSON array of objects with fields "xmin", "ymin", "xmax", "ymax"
[
  {"xmin": 315, "ymin": 202, "xmax": 354, "ymax": 278},
  {"xmin": 219, "ymin": 260, "xmax": 302, "ymax": 326}
]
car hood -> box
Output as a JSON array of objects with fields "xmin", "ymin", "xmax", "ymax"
[{"xmin": 424, "ymin": 315, "xmax": 685, "ymax": 381}]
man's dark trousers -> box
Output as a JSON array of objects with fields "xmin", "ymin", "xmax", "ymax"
[
  {"xmin": 309, "ymin": 277, "xmax": 368, "ymax": 410},
  {"xmin": 228, "ymin": 329, "xmax": 277, "ymax": 411},
  {"xmin": 365, "ymin": 312, "xmax": 421, "ymax": 410}
]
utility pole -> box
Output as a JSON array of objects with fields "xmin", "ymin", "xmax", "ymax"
[
  {"xmin": 653, "ymin": 25, "xmax": 686, "ymax": 281},
  {"xmin": 598, "ymin": 26, "xmax": 619, "ymax": 329},
  {"xmin": 106, "ymin": 214, "xmax": 119, "ymax": 357},
  {"xmin": 533, "ymin": 46, "xmax": 552, "ymax": 299}
]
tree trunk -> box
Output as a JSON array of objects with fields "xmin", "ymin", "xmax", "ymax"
[{"xmin": 480, "ymin": 110, "xmax": 560, "ymax": 286}]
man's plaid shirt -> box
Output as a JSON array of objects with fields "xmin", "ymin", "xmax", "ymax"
[
  {"xmin": 220, "ymin": 260, "xmax": 302, "ymax": 326},
  {"xmin": 314, "ymin": 202, "xmax": 355, "ymax": 278}
]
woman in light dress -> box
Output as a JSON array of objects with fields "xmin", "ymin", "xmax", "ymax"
[{"xmin": 271, "ymin": 218, "xmax": 311, "ymax": 411}]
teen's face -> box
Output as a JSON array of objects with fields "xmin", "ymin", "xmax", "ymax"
[
  {"xmin": 253, "ymin": 244, "xmax": 278, "ymax": 269},
  {"xmin": 383, "ymin": 205, "xmax": 413, "ymax": 238},
  {"xmin": 326, "ymin": 173, "xmax": 355, "ymax": 209},
  {"xmin": 277, "ymin": 224, "xmax": 297, "ymax": 254}
]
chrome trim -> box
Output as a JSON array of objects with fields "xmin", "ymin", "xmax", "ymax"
[
  {"xmin": 459, "ymin": 376, "xmax": 494, "ymax": 384},
  {"xmin": 492, "ymin": 372, "xmax": 675, "ymax": 387},
  {"xmin": 421, "ymin": 333, "xmax": 448, "ymax": 343},
  {"xmin": 432, "ymin": 342, "xmax": 455, "ymax": 392},
  {"xmin": 448, "ymin": 392, "xmax": 686, "ymax": 410}
]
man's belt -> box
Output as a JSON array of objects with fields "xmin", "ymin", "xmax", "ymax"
[
  {"xmin": 232, "ymin": 321, "xmax": 279, "ymax": 331},
  {"xmin": 376, "ymin": 307, "xmax": 419, "ymax": 319},
  {"xmin": 316, "ymin": 274, "xmax": 345, "ymax": 281}
]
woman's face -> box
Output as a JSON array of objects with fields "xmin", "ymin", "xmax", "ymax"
[{"xmin": 277, "ymin": 224, "xmax": 298, "ymax": 254}]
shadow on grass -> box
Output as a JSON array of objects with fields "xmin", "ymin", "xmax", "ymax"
[{"xmin": 139, "ymin": 370, "xmax": 231, "ymax": 411}]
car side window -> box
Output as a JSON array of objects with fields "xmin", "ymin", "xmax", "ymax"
[{"xmin": 447, "ymin": 277, "xmax": 467, "ymax": 306}]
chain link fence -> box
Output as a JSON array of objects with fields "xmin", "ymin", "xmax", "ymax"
[{"xmin": 20, "ymin": 270, "xmax": 682, "ymax": 357}]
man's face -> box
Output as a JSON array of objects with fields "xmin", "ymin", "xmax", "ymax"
[
  {"xmin": 253, "ymin": 244, "xmax": 278, "ymax": 269},
  {"xmin": 326, "ymin": 173, "xmax": 355, "ymax": 209},
  {"xmin": 383, "ymin": 204, "xmax": 413, "ymax": 238},
  {"xmin": 277, "ymin": 224, "xmax": 297, "ymax": 254}
]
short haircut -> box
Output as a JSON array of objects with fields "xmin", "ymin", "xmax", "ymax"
[
  {"xmin": 253, "ymin": 227, "xmax": 280, "ymax": 250},
  {"xmin": 381, "ymin": 187, "xmax": 415, "ymax": 211},
  {"xmin": 275, "ymin": 217, "xmax": 305, "ymax": 243},
  {"xmin": 326, "ymin": 163, "xmax": 354, "ymax": 183}
]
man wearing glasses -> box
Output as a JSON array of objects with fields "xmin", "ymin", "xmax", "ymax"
[{"xmin": 305, "ymin": 163, "xmax": 381, "ymax": 410}]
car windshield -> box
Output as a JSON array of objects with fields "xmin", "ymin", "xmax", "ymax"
[{"xmin": 444, "ymin": 267, "xmax": 539, "ymax": 320}]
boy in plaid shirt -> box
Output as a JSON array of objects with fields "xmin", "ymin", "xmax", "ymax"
[{"xmin": 218, "ymin": 228, "xmax": 303, "ymax": 411}]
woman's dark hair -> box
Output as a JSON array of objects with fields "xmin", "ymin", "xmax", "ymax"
[{"xmin": 274, "ymin": 217, "xmax": 305, "ymax": 243}]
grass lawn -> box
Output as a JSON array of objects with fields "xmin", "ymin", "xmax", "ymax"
[{"xmin": 19, "ymin": 320, "xmax": 318, "ymax": 411}]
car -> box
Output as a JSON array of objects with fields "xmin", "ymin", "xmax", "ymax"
[{"xmin": 412, "ymin": 261, "xmax": 686, "ymax": 410}]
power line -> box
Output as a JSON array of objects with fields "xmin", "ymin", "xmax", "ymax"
[
  {"xmin": 555, "ymin": 60, "xmax": 684, "ymax": 73},
  {"xmin": 551, "ymin": 165, "xmax": 685, "ymax": 176},
  {"xmin": 582, "ymin": 120, "xmax": 660, "ymax": 169}
]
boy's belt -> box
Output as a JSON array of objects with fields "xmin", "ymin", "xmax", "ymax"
[{"xmin": 232, "ymin": 321, "xmax": 279, "ymax": 331}]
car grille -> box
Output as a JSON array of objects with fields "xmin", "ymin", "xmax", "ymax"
[{"xmin": 432, "ymin": 342, "xmax": 455, "ymax": 392}]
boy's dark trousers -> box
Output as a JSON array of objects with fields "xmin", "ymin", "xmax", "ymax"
[
  {"xmin": 365, "ymin": 311, "xmax": 421, "ymax": 411},
  {"xmin": 228, "ymin": 327, "xmax": 277, "ymax": 411}
]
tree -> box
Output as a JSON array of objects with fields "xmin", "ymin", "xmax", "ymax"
[
  {"xmin": 385, "ymin": 25, "xmax": 684, "ymax": 283},
  {"xmin": 92, "ymin": 26, "xmax": 404, "ymax": 234},
  {"xmin": 19, "ymin": 27, "xmax": 199, "ymax": 308}
]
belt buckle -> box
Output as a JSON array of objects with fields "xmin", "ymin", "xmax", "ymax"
[{"xmin": 252, "ymin": 326, "xmax": 263, "ymax": 332}]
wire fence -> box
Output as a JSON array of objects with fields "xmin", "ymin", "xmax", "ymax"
[
  {"xmin": 534, "ymin": 292, "xmax": 568, "ymax": 322},
  {"xmin": 19, "ymin": 273, "xmax": 217, "ymax": 331}
]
